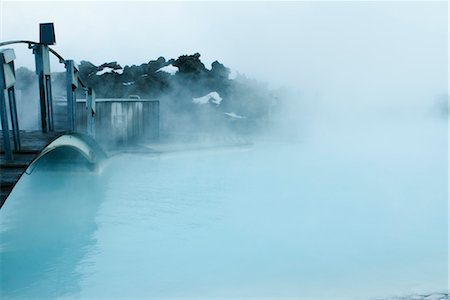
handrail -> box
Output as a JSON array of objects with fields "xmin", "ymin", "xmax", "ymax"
[
  {"xmin": 0, "ymin": 39, "xmax": 37, "ymax": 47},
  {"xmin": 0, "ymin": 40, "xmax": 63, "ymax": 62},
  {"xmin": 0, "ymin": 39, "xmax": 87, "ymax": 89}
]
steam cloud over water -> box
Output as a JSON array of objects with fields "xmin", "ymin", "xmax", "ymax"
[
  {"xmin": 15, "ymin": 54, "xmax": 290, "ymax": 142},
  {"xmin": 0, "ymin": 1, "xmax": 448, "ymax": 299},
  {"xmin": 6, "ymin": 1, "xmax": 448, "ymax": 143}
]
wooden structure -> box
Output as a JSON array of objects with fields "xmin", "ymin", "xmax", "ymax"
[
  {"xmin": 76, "ymin": 99, "xmax": 159, "ymax": 146},
  {"xmin": 0, "ymin": 131, "xmax": 62, "ymax": 206}
]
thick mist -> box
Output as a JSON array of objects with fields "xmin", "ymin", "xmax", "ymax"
[
  {"xmin": 3, "ymin": 2, "xmax": 448, "ymax": 144},
  {"xmin": 0, "ymin": 1, "xmax": 448, "ymax": 299}
]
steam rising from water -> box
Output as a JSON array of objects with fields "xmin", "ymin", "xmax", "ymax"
[
  {"xmin": 0, "ymin": 1, "xmax": 448, "ymax": 298},
  {"xmin": 0, "ymin": 121, "xmax": 447, "ymax": 298}
]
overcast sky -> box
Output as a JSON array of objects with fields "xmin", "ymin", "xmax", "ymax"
[{"xmin": 1, "ymin": 1, "xmax": 448, "ymax": 109}]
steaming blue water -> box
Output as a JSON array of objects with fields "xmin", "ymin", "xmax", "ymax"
[{"xmin": 0, "ymin": 116, "xmax": 447, "ymax": 299}]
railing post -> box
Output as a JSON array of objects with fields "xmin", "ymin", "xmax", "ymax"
[
  {"xmin": 0, "ymin": 48, "xmax": 21, "ymax": 160},
  {"xmin": 65, "ymin": 60, "xmax": 78, "ymax": 131},
  {"xmin": 86, "ymin": 88, "xmax": 96, "ymax": 137}
]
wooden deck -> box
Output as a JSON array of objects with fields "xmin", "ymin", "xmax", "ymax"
[{"xmin": 0, "ymin": 130, "xmax": 64, "ymax": 208}]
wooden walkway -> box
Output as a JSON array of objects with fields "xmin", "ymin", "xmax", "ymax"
[{"xmin": 0, "ymin": 131, "xmax": 63, "ymax": 208}]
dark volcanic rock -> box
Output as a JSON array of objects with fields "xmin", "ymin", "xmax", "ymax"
[{"xmin": 173, "ymin": 53, "xmax": 207, "ymax": 75}]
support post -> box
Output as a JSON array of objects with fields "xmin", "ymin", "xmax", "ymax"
[
  {"xmin": 7, "ymin": 87, "xmax": 20, "ymax": 150},
  {"xmin": 0, "ymin": 90, "xmax": 12, "ymax": 160},
  {"xmin": 0, "ymin": 48, "xmax": 20, "ymax": 160},
  {"xmin": 33, "ymin": 44, "xmax": 53, "ymax": 133},
  {"xmin": 45, "ymin": 73, "xmax": 54, "ymax": 131},
  {"xmin": 65, "ymin": 60, "xmax": 78, "ymax": 131},
  {"xmin": 86, "ymin": 88, "xmax": 95, "ymax": 137}
]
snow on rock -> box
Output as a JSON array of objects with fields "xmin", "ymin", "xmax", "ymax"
[
  {"xmin": 122, "ymin": 81, "xmax": 135, "ymax": 86},
  {"xmin": 156, "ymin": 64, "xmax": 179, "ymax": 75},
  {"xmin": 192, "ymin": 92, "xmax": 223, "ymax": 105},
  {"xmin": 96, "ymin": 67, "xmax": 123, "ymax": 75},
  {"xmin": 224, "ymin": 112, "xmax": 246, "ymax": 119}
]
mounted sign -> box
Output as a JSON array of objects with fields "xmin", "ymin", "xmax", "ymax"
[
  {"xmin": 40, "ymin": 23, "xmax": 56, "ymax": 45},
  {"xmin": 0, "ymin": 49, "xmax": 16, "ymax": 89}
]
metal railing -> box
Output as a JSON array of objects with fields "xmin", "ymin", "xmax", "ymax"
[{"xmin": 0, "ymin": 37, "xmax": 96, "ymax": 160}]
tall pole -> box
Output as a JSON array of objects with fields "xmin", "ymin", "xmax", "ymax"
[
  {"xmin": 34, "ymin": 23, "xmax": 56, "ymax": 133},
  {"xmin": 65, "ymin": 60, "xmax": 78, "ymax": 131},
  {"xmin": 33, "ymin": 44, "xmax": 53, "ymax": 133},
  {"xmin": 45, "ymin": 72, "xmax": 54, "ymax": 131},
  {"xmin": 86, "ymin": 88, "xmax": 96, "ymax": 137}
]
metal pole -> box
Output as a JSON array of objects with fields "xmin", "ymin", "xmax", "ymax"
[
  {"xmin": 45, "ymin": 74, "xmax": 54, "ymax": 131},
  {"xmin": 33, "ymin": 44, "xmax": 53, "ymax": 133},
  {"xmin": 0, "ymin": 90, "xmax": 12, "ymax": 160},
  {"xmin": 37, "ymin": 73, "xmax": 47, "ymax": 132},
  {"xmin": 34, "ymin": 45, "xmax": 46, "ymax": 132},
  {"xmin": 7, "ymin": 87, "xmax": 20, "ymax": 150},
  {"xmin": 86, "ymin": 88, "xmax": 95, "ymax": 137},
  {"xmin": 65, "ymin": 60, "xmax": 77, "ymax": 131}
]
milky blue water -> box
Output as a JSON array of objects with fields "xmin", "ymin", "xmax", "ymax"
[{"xmin": 0, "ymin": 114, "xmax": 447, "ymax": 299}]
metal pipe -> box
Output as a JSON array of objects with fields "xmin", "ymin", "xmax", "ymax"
[
  {"xmin": 7, "ymin": 87, "xmax": 20, "ymax": 150},
  {"xmin": 37, "ymin": 71, "xmax": 47, "ymax": 132},
  {"xmin": 65, "ymin": 60, "xmax": 77, "ymax": 131},
  {"xmin": 0, "ymin": 89, "xmax": 12, "ymax": 160},
  {"xmin": 45, "ymin": 75, "xmax": 54, "ymax": 131},
  {"xmin": 0, "ymin": 40, "xmax": 65, "ymax": 63}
]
